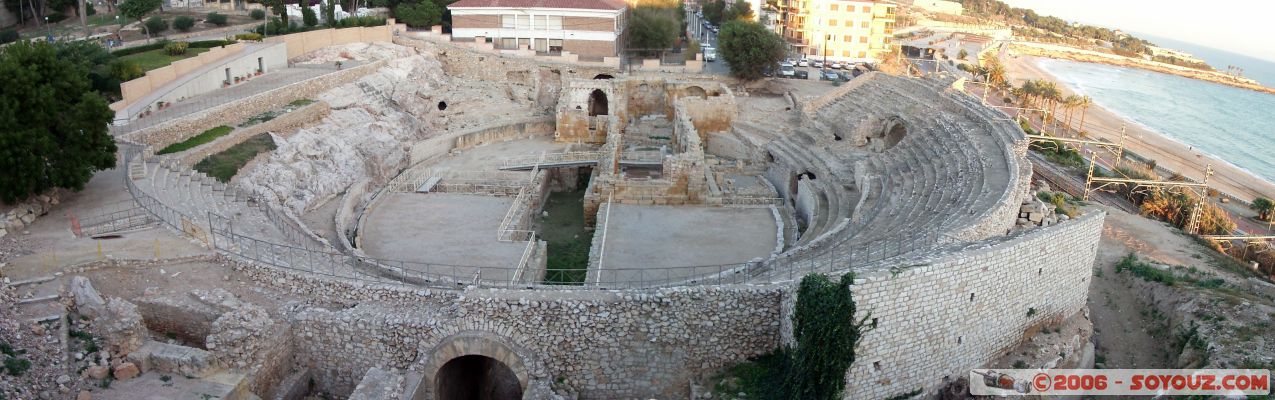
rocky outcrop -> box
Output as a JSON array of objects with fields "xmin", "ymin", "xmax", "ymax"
[{"xmin": 70, "ymin": 276, "xmax": 107, "ymax": 319}]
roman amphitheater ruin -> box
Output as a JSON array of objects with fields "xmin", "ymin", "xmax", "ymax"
[{"xmin": 4, "ymin": 27, "xmax": 1103, "ymax": 400}]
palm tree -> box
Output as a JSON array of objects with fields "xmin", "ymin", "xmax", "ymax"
[
  {"xmin": 1076, "ymin": 95, "xmax": 1093, "ymax": 134},
  {"xmin": 1062, "ymin": 94, "xmax": 1081, "ymax": 133},
  {"xmin": 1252, "ymin": 197, "xmax": 1274, "ymax": 222}
]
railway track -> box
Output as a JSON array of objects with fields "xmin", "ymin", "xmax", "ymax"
[{"xmin": 1029, "ymin": 153, "xmax": 1141, "ymax": 215}]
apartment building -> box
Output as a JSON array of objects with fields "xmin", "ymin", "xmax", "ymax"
[
  {"xmin": 448, "ymin": 0, "xmax": 629, "ymax": 59},
  {"xmin": 782, "ymin": 0, "xmax": 896, "ymax": 63}
]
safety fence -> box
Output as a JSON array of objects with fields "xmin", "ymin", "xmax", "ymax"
[{"xmin": 123, "ymin": 143, "xmax": 941, "ymax": 289}]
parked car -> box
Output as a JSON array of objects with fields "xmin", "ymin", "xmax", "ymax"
[
  {"xmin": 794, "ymin": 69, "xmax": 809, "ymax": 79},
  {"xmin": 820, "ymin": 70, "xmax": 841, "ymax": 81},
  {"xmin": 778, "ymin": 62, "xmax": 796, "ymax": 78},
  {"xmin": 829, "ymin": 62, "xmax": 843, "ymax": 69},
  {"xmin": 797, "ymin": 59, "xmax": 809, "ymax": 67},
  {"xmin": 811, "ymin": 60, "xmax": 824, "ymax": 68},
  {"xmin": 702, "ymin": 47, "xmax": 717, "ymax": 62},
  {"xmin": 837, "ymin": 70, "xmax": 854, "ymax": 81}
]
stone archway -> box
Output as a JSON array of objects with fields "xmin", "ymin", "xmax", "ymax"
[
  {"xmin": 684, "ymin": 85, "xmax": 707, "ymax": 99},
  {"xmin": 436, "ymin": 355, "xmax": 523, "ymax": 400},
  {"xmin": 588, "ymin": 89, "xmax": 609, "ymax": 116},
  {"xmin": 420, "ymin": 332, "xmax": 532, "ymax": 400}
]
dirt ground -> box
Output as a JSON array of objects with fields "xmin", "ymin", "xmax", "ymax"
[{"xmin": 1085, "ymin": 204, "xmax": 1273, "ymax": 369}]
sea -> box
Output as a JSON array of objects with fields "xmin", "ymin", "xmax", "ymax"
[{"xmin": 1035, "ymin": 58, "xmax": 1275, "ymax": 184}]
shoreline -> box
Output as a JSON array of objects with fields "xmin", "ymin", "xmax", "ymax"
[
  {"xmin": 1006, "ymin": 43, "xmax": 1275, "ymax": 97},
  {"xmin": 1002, "ymin": 55, "xmax": 1275, "ymax": 204}
]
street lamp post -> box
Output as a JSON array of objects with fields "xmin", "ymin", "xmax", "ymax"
[{"xmin": 45, "ymin": 16, "xmax": 52, "ymax": 41}]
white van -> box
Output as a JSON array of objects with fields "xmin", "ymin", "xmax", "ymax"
[{"xmin": 703, "ymin": 47, "xmax": 717, "ymax": 62}]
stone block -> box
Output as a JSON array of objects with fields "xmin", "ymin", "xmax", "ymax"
[
  {"xmin": 114, "ymin": 362, "xmax": 141, "ymax": 381},
  {"xmin": 84, "ymin": 365, "xmax": 109, "ymax": 380}
]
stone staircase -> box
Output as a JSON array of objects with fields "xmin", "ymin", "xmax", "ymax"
[
  {"xmin": 738, "ymin": 74, "xmax": 1027, "ymax": 281},
  {"xmin": 10, "ymin": 275, "xmax": 72, "ymax": 372}
]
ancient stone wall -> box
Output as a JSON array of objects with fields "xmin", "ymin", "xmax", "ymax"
[
  {"xmin": 680, "ymin": 95, "xmax": 736, "ymax": 143},
  {"xmin": 125, "ymin": 61, "xmax": 386, "ymax": 150},
  {"xmin": 227, "ymin": 259, "xmax": 785, "ymax": 398},
  {"xmin": 177, "ymin": 101, "xmax": 331, "ymax": 167},
  {"xmin": 224, "ymin": 208, "xmax": 1100, "ymax": 399},
  {"xmin": 408, "ymin": 116, "xmax": 554, "ymax": 165},
  {"xmin": 779, "ymin": 210, "xmax": 1105, "ymax": 399}
]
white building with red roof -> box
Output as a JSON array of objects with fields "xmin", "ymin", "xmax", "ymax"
[{"xmin": 448, "ymin": 0, "xmax": 629, "ymax": 59}]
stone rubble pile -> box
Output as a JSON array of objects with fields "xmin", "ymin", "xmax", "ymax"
[
  {"xmin": 0, "ymin": 282, "xmax": 79, "ymax": 399},
  {"xmin": 1017, "ymin": 182, "xmax": 1070, "ymax": 229}
]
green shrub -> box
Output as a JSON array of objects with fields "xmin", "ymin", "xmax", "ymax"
[
  {"xmin": 234, "ymin": 32, "xmax": 263, "ymax": 41},
  {"xmin": 111, "ymin": 40, "xmax": 169, "ymax": 56},
  {"xmin": 188, "ymin": 39, "xmax": 235, "ymax": 48},
  {"xmin": 0, "ymin": 29, "xmax": 16, "ymax": 44},
  {"xmin": 45, "ymin": 12, "xmax": 68, "ymax": 23},
  {"xmin": 249, "ymin": 9, "xmax": 266, "ymax": 20},
  {"xmin": 1115, "ymin": 253, "xmax": 1177, "ymax": 285},
  {"xmin": 144, "ymin": 16, "xmax": 168, "ymax": 34},
  {"xmin": 3, "ymin": 356, "xmax": 31, "ymax": 376},
  {"xmin": 108, "ymin": 59, "xmax": 144, "ymax": 81},
  {"xmin": 395, "ymin": 0, "xmax": 442, "ymax": 28},
  {"xmin": 86, "ymin": 2, "xmax": 95, "ymax": 15},
  {"xmin": 163, "ymin": 41, "xmax": 189, "ymax": 55},
  {"xmin": 173, "ymin": 15, "xmax": 196, "ymax": 31},
  {"xmin": 156, "ymin": 125, "xmax": 234, "ymax": 154},
  {"xmin": 302, "ymin": 6, "xmax": 318, "ymax": 27},
  {"xmin": 206, "ymin": 12, "xmax": 228, "ymax": 26}
]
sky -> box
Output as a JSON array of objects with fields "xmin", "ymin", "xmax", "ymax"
[{"xmin": 1000, "ymin": 0, "xmax": 1275, "ymax": 63}]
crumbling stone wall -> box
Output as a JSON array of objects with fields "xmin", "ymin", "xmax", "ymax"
[
  {"xmin": 177, "ymin": 101, "xmax": 331, "ymax": 167},
  {"xmin": 680, "ymin": 96, "xmax": 736, "ymax": 143},
  {"xmin": 282, "ymin": 285, "xmax": 784, "ymax": 398},
  {"xmin": 125, "ymin": 61, "xmax": 386, "ymax": 150}
]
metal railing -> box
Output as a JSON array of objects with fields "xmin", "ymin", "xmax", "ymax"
[
  {"xmin": 76, "ymin": 202, "xmax": 153, "ymax": 237},
  {"xmin": 123, "ymin": 141, "xmax": 955, "ymax": 290},
  {"xmin": 500, "ymin": 151, "xmax": 606, "ymax": 169}
]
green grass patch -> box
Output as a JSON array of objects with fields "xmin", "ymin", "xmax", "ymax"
[
  {"xmin": 539, "ymin": 187, "xmax": 592, "ymax": 285},
  {"xmin": 239, "ymin": 100, "xmax": 312, "ymax": 128},
  {"xmin": 1115, "ymin": 253, "xmax": 1177, "ymax": 285},
  {"xmin": 194, "ymin": 133, "xmax": 276, "ymax": 183},
  {"xmin": 118, "ymin": 47, "xmax": 212, "ymax": 72},
  {"xmin": 156, "ymin": 125, "xmax": 233, "ymax": 155}
]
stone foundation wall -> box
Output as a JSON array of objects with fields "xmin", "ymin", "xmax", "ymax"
[
  {"xmin": 409, "ymin": 116, "xmax": 554, "ymax": 165},
  {"xmin": 680, "ymin": 96, "xmax": 736, "ymax": 142},
  {"xmin": 125, "ymin": 61, "xmax": 385, "ymax": 150},
  {"xmin": 178, "ymin": 101, "xmax": 331, "ymax": 167},
  {"xmin": 223, "ymin": 209, "xmax": 1101, "ymax": 399},
  {"xmin": 794, "ymin": 210, "xmax": 1104, "ymax": 399}
]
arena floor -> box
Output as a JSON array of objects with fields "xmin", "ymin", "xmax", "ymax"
[
  {"xmin": 594, "ymin": 204, "xmax": 779, "ymax": 285},
  {"xmin": 360, "ymin": 193, "xmax": 528, "ymax": 281}
]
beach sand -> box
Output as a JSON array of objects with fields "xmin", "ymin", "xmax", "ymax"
[{"xmin": 1002, "ymin": 55, "xmax": 1275, "ymax": 203}]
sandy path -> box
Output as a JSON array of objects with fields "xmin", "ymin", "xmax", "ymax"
[{"xmin": 1003, "ymin": 55, "xmax": 1275, "ymax": 203}]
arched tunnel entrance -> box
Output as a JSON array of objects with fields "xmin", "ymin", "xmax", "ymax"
[
  {"xmin": 435, "ymin": 355, "xmax": 523, "ymax": 400},
  {"xmin": 588, "ymin": 89, "xmax": 608, "ymax": 116}
]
